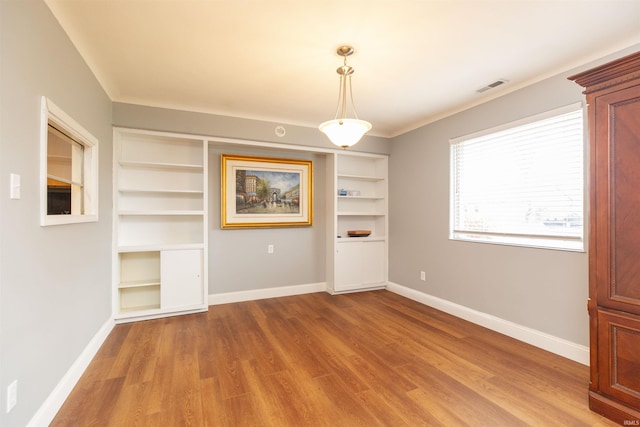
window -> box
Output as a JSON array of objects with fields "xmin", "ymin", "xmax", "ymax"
[
  {"xmin": 450, "ymin": 103, "xmax": 584, "ymax": 251},
  {"xmin": 41, "ymin": 97, "xmax": 99, "ymax": 226}
]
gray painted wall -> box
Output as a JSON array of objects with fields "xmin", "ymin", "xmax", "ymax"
[
  {"xmin": 388, "ymin": 44, "xmax": 640, "ymax": 347},
  {"xmin": 113, "ymin": 102, "xmax": 391, "ymax": 155},
  {"xmin": 0, "ymin": 1, "xmax": 113, "ymax": 426},
  {"xmin": 209, "ymin": 146, "xmax": 326, "ymax": 294}
]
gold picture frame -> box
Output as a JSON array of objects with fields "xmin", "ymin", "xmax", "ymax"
[{"xmin": 221, "ymin": 154, "xmax": 313, "ymax": 229}]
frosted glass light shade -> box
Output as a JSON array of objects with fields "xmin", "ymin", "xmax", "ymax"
[{"xmin": 319, "ymin": 118, "xmax": 372, "ymax": 149}]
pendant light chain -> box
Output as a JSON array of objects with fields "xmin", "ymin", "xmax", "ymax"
[
  {"xmin": 340, "ymin": 55, "xmax": 349, "ymax": 123},
  {"xmin": 331, "ymin": 74, "xmax": 343, "ymax": 122},
  {"xmin": 348, "ymin": 74, "xmax": 360, "ymax": 120},
  {"xmin": 339, "ymin": 73, "xmax": 348, "ymax": 124}
]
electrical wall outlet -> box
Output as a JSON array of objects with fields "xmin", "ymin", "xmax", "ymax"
[
  {"xmin": 420, "ymin": 271, "xmax": 426, "ymax": 281},
  {"xmin": 267, "ymin": 244, "xmax": 274, "ymax": 254},
  {"xmin": 7, "ymin": 380, "xmax": 17, "ymax": 413}
]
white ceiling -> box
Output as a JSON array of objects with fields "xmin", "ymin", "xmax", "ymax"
[{"xmin": 45, "ymin": 0, "xmax": 640, "ymax": 138}]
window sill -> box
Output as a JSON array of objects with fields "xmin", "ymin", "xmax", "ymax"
[{"xmin": 41, "ymin": 214, "xmax": 98, "ymax": 227}]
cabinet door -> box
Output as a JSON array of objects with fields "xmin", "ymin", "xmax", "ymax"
[
  {"xmin": 161, "ymin": 249, "xmax": 203, "ymax": 309},
  {"xmin": 597, "ymin": 309, "xmax": 640, "ymax": 409},
  {"xmin": 595, "ymin": 85, "xmax": 640, "ymax": 312},
  {"xmin": 335, "ymin": 242, "xmax": 363, "ymax": 290},
  {"xmin": 362, "ymin": 241, "xmax": 385, "ymax": 285}
]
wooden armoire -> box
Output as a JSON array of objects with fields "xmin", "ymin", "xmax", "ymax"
[{"xmin": 569, "ymin": 51, "xmax": 640, "ymax": 424}]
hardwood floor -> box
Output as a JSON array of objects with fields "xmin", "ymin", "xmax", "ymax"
[{"xmin": 52, "ymin": 290, "xmax": 618, "ymax": 426}]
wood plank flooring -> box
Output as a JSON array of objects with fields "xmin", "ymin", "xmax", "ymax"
[{"xmin": 51, "ymin": 290, "xmax": 618, "ymax": 426}]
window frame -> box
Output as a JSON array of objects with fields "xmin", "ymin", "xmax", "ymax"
[
  {"xmin": 40, "ymin": 96, "xmax": 99, "ymax": 226},
  {"xmin": 449, "ymin": 103, "xmax": 585, "ymax": 252}
]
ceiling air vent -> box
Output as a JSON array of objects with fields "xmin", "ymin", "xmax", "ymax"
[{"xmin": 476, "ymin": 79, "xmax": 508, "ymax": 93}]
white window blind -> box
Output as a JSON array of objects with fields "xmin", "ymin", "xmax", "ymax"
[{"xmin": 450, "ymin": 103, "xmax": 584, "ymax": 251}]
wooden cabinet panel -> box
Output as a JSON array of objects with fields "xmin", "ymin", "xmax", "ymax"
[
  {"xmin": 597, "ymin": 309, "xmax": 640, "ymax": 409},
  {"xmin": 606, "ymin": 87, "xmax": 640, "ymax": 306}
]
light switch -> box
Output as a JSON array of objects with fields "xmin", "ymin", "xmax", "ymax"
[{"xmin": 10, "ymin": 174, "xmax": 20, "ymax": 200}]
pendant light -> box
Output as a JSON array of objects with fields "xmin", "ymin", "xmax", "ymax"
[{"xmin": 319, "ymin": 46, "xmax": 372, "ymax": 149}]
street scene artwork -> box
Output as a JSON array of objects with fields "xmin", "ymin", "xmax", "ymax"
[
  {"xmin": 221, "ymin": 155, "xmax": 312, "ymax": 229},
  {"xmin": 235, "ymin": 169, "xmax": 301, "ymax": 214}
]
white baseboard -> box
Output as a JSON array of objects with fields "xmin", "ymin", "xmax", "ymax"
[
  {"xmin": 27, "ymin": 317, "xmax": 115, "ymax": 427},
  {"xmin": 209, "ymin": 282, "xmax": 326, "ymax": 305},
  {"xmin": 386, "ymin": 282, "xmax": 589, "ymax": 365}
]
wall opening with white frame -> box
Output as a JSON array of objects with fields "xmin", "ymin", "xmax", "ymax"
[{"xmin": 40, "ymin": 96, "xmax": 99, "ymax": 226}]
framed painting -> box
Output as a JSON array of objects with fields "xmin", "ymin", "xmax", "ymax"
[{"xmin": 221, "ymin": 154, "xmax": 313, "ymax": 229}]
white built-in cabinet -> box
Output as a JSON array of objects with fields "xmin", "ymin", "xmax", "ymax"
[
  {"xmin": 112, "ymin": 127, "xmax": 388, "ymax": 320},
  {"xmin": 113, "ymin": 128, "xmax": 208, "ymax": 322},
  {"xmin": 326, "ymin": 152, "xmax": 388, "ymax": 293}
]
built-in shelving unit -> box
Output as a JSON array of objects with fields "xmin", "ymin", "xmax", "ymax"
[
  {"xmin": 326, "ymin": 152, "xmax": 388, "ymax": 293},
  {"xmin": 113, "ymin": 128, "xmax": 208, "ymax": 322}
]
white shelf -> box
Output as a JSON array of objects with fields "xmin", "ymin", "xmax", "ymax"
[
  {"xmin": 119, "ymin": 188, "xmax": 204, "ymax": 194},
  {"xmin": 337, "ymin": 212, "xmax": 386, "ymax": 216},
  {"xmin": 337, "ymin": 173, "xmax": 385, "ymax": 182},
  {"xmin": 119, "ymin": 160, "xmax": 203, "ymax": 170},
  {"xmin": 118, "ymin": 210, "xmax": 205, "ymax": 216},
  {"xmin": 117, "ymin": 243, "xmax": 205, "ymax": 253},
  {"xmin": 113, "ymin": 129, "xmax": 208, "ymax": 321},
  {"xmin": 337, "ymin": 235, "xmax": 386, "ymax": 242},
  {"xmin": 337, "ymin": 172, "xmax": 385, "ymax": 203},
  {"xmin": 118, "ymin": 279, "xmax": 161, "ymax": 289},
  {"xmin": 337, "ymin": 195, "xmax": 384, "ymax": 200}
]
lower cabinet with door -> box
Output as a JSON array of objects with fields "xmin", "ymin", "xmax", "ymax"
[
  {"xmin": 117, "ymin": 249, "xmax": 204, "ymax": 319},
  {"xmin": 333, "ymin": 239, "xmax": 386, "ymax": 293}
]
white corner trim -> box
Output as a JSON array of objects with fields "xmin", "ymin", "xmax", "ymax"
[
  {"xmin": 27, "ymin": 317, "xmax": 115, "ymax": 427},
  {"xmin": 209, "ymin": 282, "xmax": 326, "ymax": 305},
  {"xmin": 386, "ymin": 282, "xmax": 589, "ymax": 366}
]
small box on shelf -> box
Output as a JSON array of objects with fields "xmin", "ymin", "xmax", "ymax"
[{"xmin": 338, "ymin": 189, "xmax": 362, "ymax": 197}]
